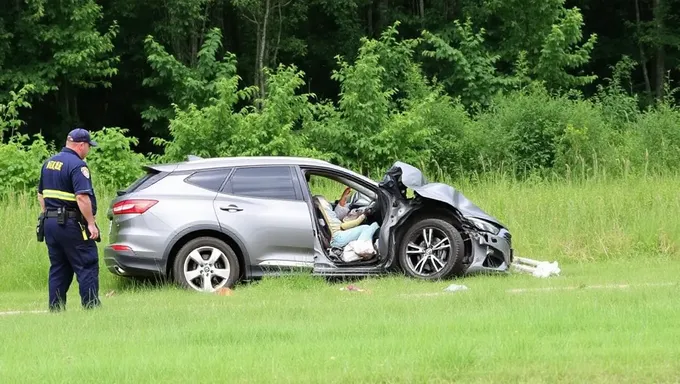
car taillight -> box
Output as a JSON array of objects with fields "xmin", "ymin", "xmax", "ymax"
[
  {"xmin": 111, "ymin": 245, "xmax": 132, "ymax": 252},
  {"xmin": 112, "ymin": 199, "xmax": 158, "ymax": 215}
]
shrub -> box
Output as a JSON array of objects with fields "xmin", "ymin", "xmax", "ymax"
[
  {"xmin": 473, "ymin": 84, "xmax": 617, "ymax": 178},
  {"xmin": 86, "ymin": 127, "xmax": 149, "ymax": 189},
  {"xmin": 0, "ymin": 134, "xmax": 52, "ymax": 195}
]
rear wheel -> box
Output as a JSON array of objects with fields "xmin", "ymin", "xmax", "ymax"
[
  {"xmin": 172, "ymin": 237, "xmax": 240, "ymax": 292},
  {"xmin": 398, "ymin": 218, "xmax": 465, "ymax": 280}
]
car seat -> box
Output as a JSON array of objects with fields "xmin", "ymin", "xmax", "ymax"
[{"xmin": 312, "ymin": 195, "xmax": 332, "ymax": 250}]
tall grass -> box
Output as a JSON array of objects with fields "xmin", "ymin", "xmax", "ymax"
[{"xmin": 0, "ymin": 172, "xmax": 678, "ymax": 293}]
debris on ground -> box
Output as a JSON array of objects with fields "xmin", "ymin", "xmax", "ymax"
[
  {"xmin": 340, "ymin": 284, "xmax": 366, "ymax": 292},
  {"xmin": 0, "ymin": 310, "xmax": 48, "ymax": 316},
  {"xmin": 443, "ymin": 284, "xmax": 469, "ymax": 292},
  {"xmin": 105, "ymin": 290, "xmax": 116, "ymax": 298},
  {"xmin": 512, "ymin": 256, "xmax": 561, "ymax": 278},
  {"xmin": 216, "ymin": 287, "xmax": 233, "ymax": 296}
]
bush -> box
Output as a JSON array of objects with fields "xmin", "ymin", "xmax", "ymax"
[
  {"xmin": 86, "ymin": 127, "xmax": 149, "ymax": 189},
  {"xmin": 0, "ymin": 134, "xmax": 52, "ymax": 195},
  {"xmin": 154, "ymin": 64, "xmax": 325, "ymax": 164},
  {"xmin": 0, "ymin": 86, "xmax": 148, "ymax": 194},
  {"xmin": 472, "ymin": 84, "xmax": 617, "ymax": 178},
  {"xmin": 626, "ymin": 103, "xmax": 680, "ymax": 174}
]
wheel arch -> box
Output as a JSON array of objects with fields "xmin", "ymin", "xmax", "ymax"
[
  {"xmin": 390, "ymin": 198, "xmax": 472, "ymax": 266},
  {"xmin": 162, "ymin": 225, "xmax": 249, "ymax": 280}
]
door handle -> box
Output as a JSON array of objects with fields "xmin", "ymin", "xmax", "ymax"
[{"xmin": 220, "ymin": 205, "xmax": 243, "ymax": 212}]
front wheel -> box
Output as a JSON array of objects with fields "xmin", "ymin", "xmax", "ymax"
[
  {"xmin": 398, "ymin": 218, "xmax": 465, "ymax": 280},
  {"xmin": 172, "ymin": 237, "xmax": 241, "ymax": 292}
]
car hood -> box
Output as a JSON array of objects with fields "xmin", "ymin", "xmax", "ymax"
[{"xmin": 384, "ymin": 161, "xmax": 506, "ymax": 228}]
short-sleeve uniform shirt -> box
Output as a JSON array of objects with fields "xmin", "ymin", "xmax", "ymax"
[{"xmin": 38, "ymin": 147, "xmax": 97, "ymax": 216}]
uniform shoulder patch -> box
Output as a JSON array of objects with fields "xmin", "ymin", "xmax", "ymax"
[{"xmin": 81, "ymin": 166, "xmax": 90, "ymax": 179}]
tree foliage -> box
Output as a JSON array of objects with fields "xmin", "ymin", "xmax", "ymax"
[{"xmin": 0, "ymin": 0, "xmax": 680, "ymax": 193}]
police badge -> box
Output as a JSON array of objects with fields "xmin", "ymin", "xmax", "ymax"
[{"xmin": 81, "ymin": 166, "xmax": 90, "ymax": 179}]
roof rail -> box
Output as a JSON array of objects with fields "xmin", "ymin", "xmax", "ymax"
[{"xmin": 186, "ymin": 155, "xmax": 203, "ymax": 161}]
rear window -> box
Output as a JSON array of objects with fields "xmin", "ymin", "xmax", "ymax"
[{"xmin": 118, "ymin": 169, "xmax": 167, "ymax": 195}]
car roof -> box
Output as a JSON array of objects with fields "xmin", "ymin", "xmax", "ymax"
[{"xmin": 148, "ymin": 156, "xmax": 341, "ymax": 173}]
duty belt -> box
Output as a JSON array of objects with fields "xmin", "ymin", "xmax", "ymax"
[{"xmin": 44, "ymin": 209, "xmax": 81, "ymax": 219}]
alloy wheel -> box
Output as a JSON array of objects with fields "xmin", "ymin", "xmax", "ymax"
[
  {"xmin": 182, "ymin": 246, "xmax": 231, "ymax": 292},
  {"xmin": 404, "ymin": 227, "xmax": 452, "ymax": 277}
]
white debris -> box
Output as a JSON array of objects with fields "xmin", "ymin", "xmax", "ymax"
[
  {"xmin": 443, "ymin": 284, "xmax": 469, "ymax": 292},
  {"xmin": 0, "ymin": 310, "xmax": 48, "ymax": 316},
  {"xmin": 341, "ymin": 240, "xmax": 376, "ymax": 262},
  {"xmin": 512, "ymin": 256, "xmax": 561, "ymax": 278}
]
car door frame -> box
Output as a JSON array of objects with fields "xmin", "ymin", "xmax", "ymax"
[{"xmin": 292, "ymin": 164, "xmax": 393, "ymax": 268}]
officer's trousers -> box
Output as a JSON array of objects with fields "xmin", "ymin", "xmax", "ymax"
[{"xmin": 44, "ymin": 217, "xmax": 101, "ymax": 311}]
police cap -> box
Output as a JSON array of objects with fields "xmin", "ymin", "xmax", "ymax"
[{"xmin": 67, "ymin": 128, "xmax": 98, "ymax": 147}]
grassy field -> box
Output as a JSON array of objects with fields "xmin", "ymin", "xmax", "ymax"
[
  {"xmin": 1, "ymin": 173, "xmax": 679, "ymax": 382},
  {"xmin": 1, "ymin": 262, "xmax": 679, "ymax": 383}
]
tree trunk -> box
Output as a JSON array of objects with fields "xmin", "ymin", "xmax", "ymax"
[
  {"xmin": 376, "ymin": 0, "xmax": 388, "ymax": 34},
  {"xmin": 367, "ymin": 4, "xmax": 373, "ymax": 37},
  {"xmin": 446, "ymin": 0, "xmax": 455, "ymax": 21},
  {"xmin": 653, "ymin": 0, "xmax": 665, "ymax": 100},
  {"xmin": 418, "ymin": 0, "xmax": 425, "ymax": 18},
  {"xmin": 655, "ymin": 46, "xmax": 665, "ymax": 100},
  {"xmin": 254, "ymin": 22, "xmax": 261, "ymax": 94},
  {"xmin": 634, "ymin": 0, "xmax": 652, "ymax": 98},
  {"xmin": 258, "ymin": 0, "xmax": 270, "ymax": 101},
  {"xmin": 63, "ymin": 83, "xmax": 71, "ymax": 126},
  {"xmin": 272, "ymin": 1, "xmax": 284, "ymax": 67}
]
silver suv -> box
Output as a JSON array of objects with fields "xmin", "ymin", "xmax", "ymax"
[{"xmin": 105, "ymin": 157, "xmax": 513, "ymax": 292}]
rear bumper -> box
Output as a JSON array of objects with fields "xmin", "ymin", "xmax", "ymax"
[{"xmin": 104, "ymin": 246, "xmax": 165, "ymax": 277}]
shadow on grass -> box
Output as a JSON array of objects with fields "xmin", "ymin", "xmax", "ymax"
[
  {"xmin": 108, "ymin": 267, "xmax": 503, "ymax": 295},
  {"xmin": 109, "ymin": 270, "xmax": 394, "ymax": 294}
]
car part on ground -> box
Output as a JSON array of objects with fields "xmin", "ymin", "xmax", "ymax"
[{"xmin": 512, "ymin": 256, "xmax": 561, "ymax": 278}]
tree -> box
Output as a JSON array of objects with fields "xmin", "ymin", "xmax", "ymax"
[{"xmin": 0, "ymin": 0, "xmax": 119, "ymax": 127}]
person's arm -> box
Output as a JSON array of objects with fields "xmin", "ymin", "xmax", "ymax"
[
  {"xmin": 334, "ymin": 187, "xmax": 353, "ymax": 220},
  {"xmin": 71, "ymin": 164, "xmax": 99, "ymax": 240},
  {"xmin": 76, "ymin": 194, "xmax": 96, "ymax": 225},
  {"xmin": 340, "ymin": 214, "xmax": 366, "ymax": 230},
  {"xmin": 37, "ymin": 166, "xmax": 45, "ymax": 212}
]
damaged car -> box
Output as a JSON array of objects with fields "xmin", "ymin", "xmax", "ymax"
[{"xmin": 105, "ymin": 157, "xmax": 513, "ymax": 292}]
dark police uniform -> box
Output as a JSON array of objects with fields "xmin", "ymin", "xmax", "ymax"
[{"xmin": 38, "ymin": 129, "xmax": 100, "ymax": 311}]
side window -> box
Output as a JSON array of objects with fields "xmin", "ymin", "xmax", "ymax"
[
  {"xmin": 185, "ymin": 168, "xmax": 231, "ymax": 192},
  {"xmin": 227, "ymin": 166, "xmax": 298, "ymax": 200}
]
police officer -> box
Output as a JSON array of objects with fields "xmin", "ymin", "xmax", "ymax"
[{"xmin": 37, "ymin": 128, "xmax": 101, "ymax": 312}]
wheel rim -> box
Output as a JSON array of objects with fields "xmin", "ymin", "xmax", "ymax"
[
  {"xmin": 183, "ymin": 246, "xmax": 231, "ymax": 292},
  {"xmin": 405, "ymin": 227, "xmax": 452, "ymax": 277}
]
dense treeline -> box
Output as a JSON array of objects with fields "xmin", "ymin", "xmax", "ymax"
[{"xmin": 0, "ymin": 0, "xmax": 679, "ymax": 194}]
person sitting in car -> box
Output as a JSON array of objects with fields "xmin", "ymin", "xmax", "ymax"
[
  {"xmin": 315, "ymin": 193, "xmax": 379, "ymax": 249},
  {"xmin": 333, "ymin": 187, "xmax": 373, "ymax": 221},
  {"xmin": 333, "ymin": 187, "xmax": 353, "ymax": 220}
]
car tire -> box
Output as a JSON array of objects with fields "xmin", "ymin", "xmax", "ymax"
[
  {"xmin": 172, "ymin": 237, "xmax": 240, "ymax": 292},
  {"xmin": 398, "ymin": 218, "xmax": 465, "ymax": 280}
]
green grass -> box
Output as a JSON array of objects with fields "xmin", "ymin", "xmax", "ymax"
[
  {"xmin": 1, "ymin": 261, "xmax": 679, "ymax": 383},
  {"xmin": 1, "ymin": 174, "xmax": 679, "ymax": 382}
]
